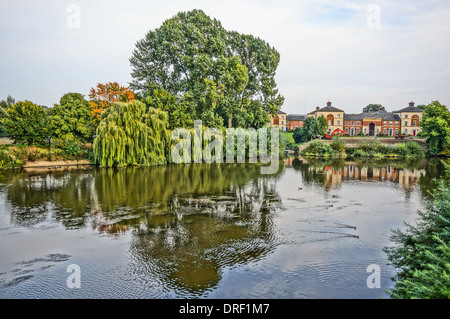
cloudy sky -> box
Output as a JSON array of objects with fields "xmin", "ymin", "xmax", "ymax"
[{"xmin": 1, "ymin": 0, "xmax": 449, "ymax": 114}]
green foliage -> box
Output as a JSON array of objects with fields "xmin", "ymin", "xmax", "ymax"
[
  {"xmin": 348, "ymin": 140, "xmax": 424, "ymax": 158},
  {"xmin": 420, "ymin": 101, "xmax": 450, "ymax": 155},
  {"xmin": 0, "ymin": 95, "xmax": 15, "ymax": 136},
  {"xmin": 384, "ymin": 162, "xmax": 450, "ymax": 298},
  {"xmin": 395, "ymin": 142, "xmax": 425, "ymax": 157},
  {"xmin": 3, "ymin": 100, "xmax": 49, "ymax": 145},
  {"xmin": 62, "ymin": 138, "xmax": 82, "ymax": 158},
  {"xmin": 93, "ymin": 100, "xmax": 171, "ymax": 167},
  {"xmin": 144, "ymin": 88, "xmax": 195, "ymax": 130},
  {"xmin": 129, "ymin": 9, "xmax": 284, "ymax": 129},
  {"xmin": 363, "ymin": 104, "xmax": 384, "ymax": 112},
  {"xmin": 330, "ymin": 138, "xmax": 346, "ymax": 153},
  {"xmin": 300, "ymin": 140, "xmax": 336, "ymax": 157},
  {"xmin": 317, "ymin": 115, "xmax": 328, "ymax": 135},
  {"xmin": 49, "ymin": 93, "xmax": 94, "ymax": 145},
  {"xmin": 294, "ymin": 117, "xmax": 322, "ymax": 143},
  {"xmin": 293, "ymin": 127, "xmax": 306, "ymax": 144},
  {"xmin": 0, "ymin": 147, "xmax": 24, "ymax": 170}
]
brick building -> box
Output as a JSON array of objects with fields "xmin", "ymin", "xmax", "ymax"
[{"xmin": 268, "ymin": 101, "xmax": 423, "ymax": 137}]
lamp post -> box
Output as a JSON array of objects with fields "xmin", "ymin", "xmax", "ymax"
[{"xmin": 47, "ymin": 135, "xmax": 52, "ymax": 160}]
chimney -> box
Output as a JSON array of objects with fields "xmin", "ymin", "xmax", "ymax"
[
  {"xmin": 409, "ymin": 101, "xmax": 415, "ymax": 107},
  {"xmin": 327, "ymin": 101, "xmax": 332, "ymax": 107},
  {"xmin": 316, "ymin": 106, "xmax": 320, "ymax": 111}
]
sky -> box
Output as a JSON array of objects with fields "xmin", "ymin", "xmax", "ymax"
[{"xmin": 0, "ymin": 0, "xmax": 449, "ymax": 115}]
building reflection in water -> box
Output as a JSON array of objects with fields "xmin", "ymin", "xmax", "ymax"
[{"xmin": 287, "ymin": 157, "xmax": 427, "ymax": 192}]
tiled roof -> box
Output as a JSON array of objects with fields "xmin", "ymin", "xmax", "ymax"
[
  {"xmin": 394, "ymin": 106, "xmax": 424, "ymax": 113},
  {"xmin": 317, "ymin": 105, "xmax": 344, "ymax": 113},
  {"xmin": 286, "ymin": 114, "xmax": 306, "ymax": 121},
  {"xmin": 344, "ymin": 110, "xmax": 401, "ymax": 121}
]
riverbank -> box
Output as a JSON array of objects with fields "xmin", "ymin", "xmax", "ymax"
[
  {"xmin": 299, "ymin": 138, "xmax": 428, "ymax": 159},
  {"xmin": 0, "ymin": 144, "xmax": 92, "ymax": 170}
]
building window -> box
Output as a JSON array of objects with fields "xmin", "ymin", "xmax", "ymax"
[
  {"xmin": 405, "ymin": 114, "xmax": 408, "ymax": 118},
  {"xmin": 364, "ymin": 128, "xmax": 367, "ymax": 134},
  {"xmin": 345, "ymin": 121, "xmax": 349, "ymax": 125},
  {"xmin": 404, "ymin": 121, "xmax": 408, "ymax": 126},
  {"xmin": 356, "ymin": 128, "xmax": 360, "ymax": 134},
  {"xmin": 389, "ymin": 121, "xmax": 393, "ymax": 126},
  {"xmin": 395, "ymin": 129, "xmax": 399, "ymax": 134},
  {"xmin": 395, "ymin": 121, "xmax": 398, "ymax": 126},
  {"xmin": 413, "ymin": 121, "xmax": 417, "ymax": 126},
  {"xmin": 384, "ymin": 121, "xmax": 387, "ymax": 126},
  {"xmin": 337, "ymin": 120, "xmax": 340, "ymax": 125},
  {"xmin": 357, "ymin": 121, "xmax": 360, "ymax": 126},
  {"xmin": 300, "ymin": 121, "xmax": 303, "ymax": 125},
  {"xmin": 351, "ymin": 121, "xmax": 354, "ymax": 125},
  {"xmin": 337, "ymin": 114, "xmax": 341, "ymax": 118},
  {"xmin": 384, "ymin": 129, "xmax": 387, "ymax": 134},
  {"xmin": 405, "ymin": 129, "xmax": 408, "ymax": 134},
  {"xmin": 345, "ymin": 128, "xmax": 349, "ymax": 133},
  {"xmin": 281, "ymin": 121, "xmax": 284, "ymax": 124}
]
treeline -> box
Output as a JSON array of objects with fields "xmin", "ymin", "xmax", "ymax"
[{"xmin": 0, "ymin": 9, "xmax": 287, "ymax": 169}]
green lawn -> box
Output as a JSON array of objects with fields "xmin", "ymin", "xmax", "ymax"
[{"xmin": 281, "ymin": 132, "xmax": 301, "ymax": 147}]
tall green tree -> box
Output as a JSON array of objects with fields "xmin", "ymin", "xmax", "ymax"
[
  {"xmin": 363, "ymin": 104, "xmax": 384, "ymax": 112},
  {"xmin": 0, "ymin": 95, "xmax": 15, "ymax": 135},
  {"xmin": 317, "ymin": 115, "xmax": 328, "ymax": 135},
  {"xmin": 384, "ymin": 163, "xmax": 450, "ymax": 298},
  {"xmin": 294, "ymin": 117, "xmax": 323, "ymax": 143},
  {"xmin": 49, "ymin": 93, "xmax": 94, "ymax": 145},
  {"xmin": 129, "ymin": 9, "xmax": 284, "ymax": 129},
  {"xmin": 420, "ymin": 100, "xmax": 450, "ymax": 155},
  {"xmin": 93, "ymin": 100, "xmax": 171, "ymax": 167},
  {"xmin": 3, "ymin": 100, "xmax": 49, "ymax": 145}
]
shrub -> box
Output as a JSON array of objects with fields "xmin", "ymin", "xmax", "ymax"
[
  {"xmin": 394, "ymin": 142, "xmax": 425, "ymax": 157},
  {"xmin": 384, "ymin": 162, "xmax": 450, "ymax": 298},
  {"xmin": 301, "ymin": 140, "xmax": 336, "ymax": 157},
  {"xmin": 330, "ymin": 138, "xmax": 346, "ymax": 153},
  {"xmin": 352, "ymin": 149, "xmax": 369, "ymax": 157},
  {"xmin": 25, "ymin": 147, "xmax": 49, "ymax": 161},
  {"xmin": 0, "ymin": 148, "xmax": 24, "ymax": 170},
  {"xmin": 62, "ymin": 139, "xmax": 82, "ymax": 158},
  {"xmin": 405, "ymin": 141, "xmax": 425, "ymax": 157},
  {"xmin": 3, "ymin": 101, "xmax": 49, "ymax": 145}
]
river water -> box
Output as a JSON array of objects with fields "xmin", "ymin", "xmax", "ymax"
[{"xmin": 0, "ymin": 157, "xmax": 446, "ymax": 299}]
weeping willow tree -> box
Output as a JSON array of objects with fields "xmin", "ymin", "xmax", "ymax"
[{"xmin": 93, "ymin": 100, "xmax": 171, "ymax": 167}]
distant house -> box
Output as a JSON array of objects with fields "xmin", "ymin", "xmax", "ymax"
[
  {"xmin": 344, "ymin": 109, "xmax": 401, "ymax": 137},
  {"xmin": 286, "ymin": 114, "xmax": 306, "ymax": 131},
  {"xmin": 307, "ymin": 101, "xmax": 344, "ymax": 135},
  {"xmin": 267, "ymin": 110, "xmax": 287, "ymax": 132},
  {"xmin": 393, "ymin": 102, "xmax": 424, "ymax": 137},
  {"xmin": 268, "ymin": 101, "xmax": 423, "ymax": 137}
]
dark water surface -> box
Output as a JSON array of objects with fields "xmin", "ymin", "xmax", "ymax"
[{"xmin": 0, "ymin": 157, "xmax": 446, "ymax": 299}]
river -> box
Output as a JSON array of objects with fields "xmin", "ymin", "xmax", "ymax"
[{"xmin": 0, "ymin": 157, "xmax": 446, "ymax": 299}]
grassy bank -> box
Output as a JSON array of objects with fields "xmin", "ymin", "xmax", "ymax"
[
  {"xmin": 300, "ymin": 138, "xmax": 426, "ymax": 158},
  {"xmin": 0, "ymin": 144, "xmax": 92, "ymax": 170}
]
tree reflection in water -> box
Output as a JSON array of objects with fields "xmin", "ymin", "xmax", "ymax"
[{"xmin": 1, "ymin": 162, "xmax": 285, "ymax": 296}]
